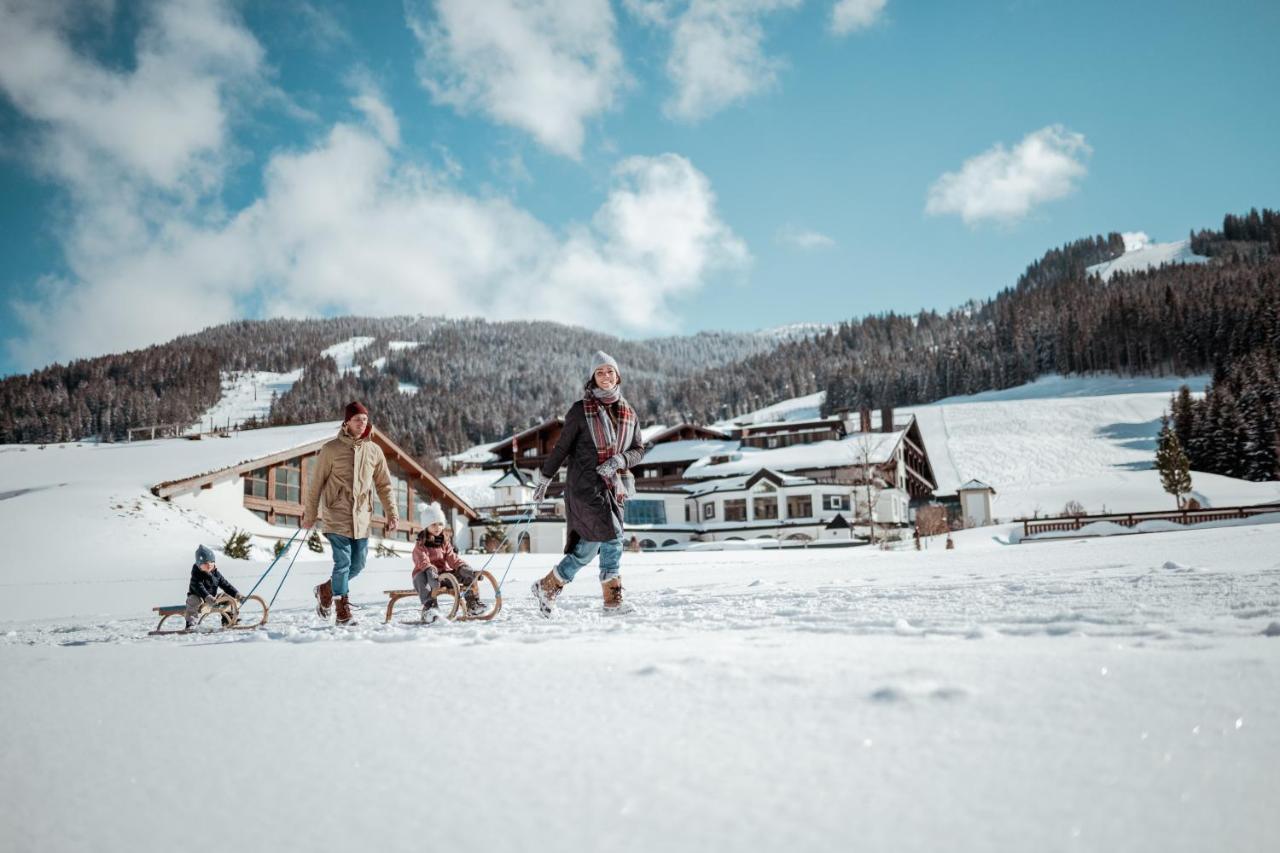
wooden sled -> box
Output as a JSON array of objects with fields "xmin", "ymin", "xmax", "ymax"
[
  {"xmin": 149, "ymin": 594, "xmax": 269, "ymax": 636},
  {"xmin": 384, "ymin": 569, "xmax": 502, "ymax": 624}
]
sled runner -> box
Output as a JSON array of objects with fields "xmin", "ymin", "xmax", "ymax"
[
  {"xmin": 149, "ymin": 594, "xmax": 269, "ymax": 636},
  {"xmin": 383, "ymin": 569, "xmax": 502, "ymax": 623}
]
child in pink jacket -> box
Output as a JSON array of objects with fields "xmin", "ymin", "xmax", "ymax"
[{"xmin": 412, "ymin": 503, "xmax": 485, "ymax": 623}]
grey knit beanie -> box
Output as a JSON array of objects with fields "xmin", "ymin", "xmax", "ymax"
[
  {"xmin": 195, "ymin": 544, "xmax": 216, "ymax": 565},
  {"xmin": 589, "ymin": 350, "xmax": 620, "ymax": 381}
]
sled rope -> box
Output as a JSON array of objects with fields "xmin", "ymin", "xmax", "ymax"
[
  {"xmin": 242, "ymin": 527, "xmax": 302, "ymax": 600},
  {"xmin": 493, "ymin": 508, "xmax": 538, "ymax": 597},
  {"xmin": 268, "ymin": 531, "xmax": 306, "ymax": 609}
]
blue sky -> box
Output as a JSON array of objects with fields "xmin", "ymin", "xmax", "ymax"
[{"xmin": 1, "ymin": 0, "xmax": 1277, "ymax": 375}]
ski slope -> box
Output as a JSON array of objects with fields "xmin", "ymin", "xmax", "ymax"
[{"xmin": 1086, "ymin": 233, "xmax": 1208, "ymax": 282}]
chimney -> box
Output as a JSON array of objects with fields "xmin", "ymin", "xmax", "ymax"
[
  {"xmin": 859, "ymin": 408, "xmax": 872, "ymax": 433},
  {"xmin": 881, "ymin": 406, "xmax": 895, "ymax": 433}
]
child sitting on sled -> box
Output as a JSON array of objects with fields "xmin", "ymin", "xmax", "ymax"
[
  {"xmin": 186, "ymin": 544, "xmax": 244, "ymax": 630},
  {"xmin": 412, "ymin": 504, "xmax": 486, "ymax": 623}
]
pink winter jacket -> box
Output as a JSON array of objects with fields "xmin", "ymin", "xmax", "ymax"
[{"xmin": 412, "ymin": 534, "xmax": 467, "ymax": 577}]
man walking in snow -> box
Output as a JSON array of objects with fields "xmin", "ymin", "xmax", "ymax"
[
  {"xmin": 303, "ymin": 401, "xmax": 397, "ymax": 626},
  {"xmin": 530, "ymin": 351, "xmax": 645, "ymax": 616}
]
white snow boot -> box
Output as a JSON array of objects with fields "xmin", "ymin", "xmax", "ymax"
[
  {"xmin": 601, "ymin": 577, "xmax": 635, "ymax": 616},
  {"xmin": 531, "ymin": 569, "xmax": 565, "ymax": 618}
]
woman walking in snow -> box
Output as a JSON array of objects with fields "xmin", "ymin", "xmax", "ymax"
[{"xmin": 530, "ymin": 351, "xmax": 645, "ymax": 616}]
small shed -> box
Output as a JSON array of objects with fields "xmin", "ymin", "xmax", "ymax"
[{"xmin": 958, "ymin": 480, "xmax": 996, "ymax": 528}]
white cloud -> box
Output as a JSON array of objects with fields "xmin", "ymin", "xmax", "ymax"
[
  {"xmin": 924, "ymin": 125, "xmax": 1091, "ymax": 225},
  {"xmin": 406, "ymin": 0, "xmax": 625, "ymax": 159},
  {"xmin": 830, "ymin": 0, "xmax": 886, "ymax": 35},
  {"xmin": 0, "ymin": 0, "xmax": 263, "ymax": 193},
  {"xmin": 777, "ymin": 226, "xmax": 835, "ymax": 250},
  {"xmin": 627, "ymin": 0, "xmax": 801, "ymax": 122},
  {"xmin": 2, "ymin": 1, "xmax": 747, "ymax": 370},
  {"xmin": 7, "ymin": 106, "xmax": 748, "ymax": 368}
]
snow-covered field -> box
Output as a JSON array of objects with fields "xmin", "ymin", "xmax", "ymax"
[
  {"xmin": 2, "ymin": 523, "xmax": 1278, "ymax": 852},
  {"xmin": 5, "ymin": 371, "xmax": 1280, "ymax": 851}
]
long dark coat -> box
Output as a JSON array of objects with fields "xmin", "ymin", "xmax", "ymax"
[{"xmin": 540, "ymin": 400, "xmax": 645, "ymax": 545}]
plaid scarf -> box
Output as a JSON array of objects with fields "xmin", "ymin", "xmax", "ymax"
[{"xmin": 582, "ymin": 383, "xmax": 637, "ymax": 505}]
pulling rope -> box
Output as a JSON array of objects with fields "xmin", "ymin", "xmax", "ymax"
[
  {"xmin": 493, "ymin": 508, "xmax": 539, "ymax": 598},
  {"xmin": 268, "ymin": 530, "xmax": 307, "ymax": 609},
  {"xmin": 241, "ymin": 527, "xmax": 302, "ymax": 600},
  {"xmin": 469, "ymin": 506, "xmax": 539, "ymax": 598}
]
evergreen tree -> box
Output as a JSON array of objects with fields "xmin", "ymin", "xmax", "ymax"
[{"xmin": 1155, "ymin": 415, "xmax": 1193, "ymax": 508}]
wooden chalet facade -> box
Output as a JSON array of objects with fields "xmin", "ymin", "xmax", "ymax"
[{"xmin": 152, "ymin": 424, "xmax": 479, "ymax": 541}]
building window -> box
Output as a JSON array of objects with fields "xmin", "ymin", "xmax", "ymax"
[
  {"xmin": 643, "ymin": 468, "xmax": 659, "ymax": 479},
  {"xmin": 274, "ymin": 513, "xmax": 300, "ymax": 528},
  {"xmin": 274, "ymin": 459, "xmax": 301, "ymax": 503},
  {"xmin": 767, "ymin": 437, "xmax": 779, "ymax": 448},
  {"xmin": 685, "ymin": 504, "xmax": 692, "ymax": 522},
  {"xmin": 249, "ymin": 508, "xmax": 267, "ymax": 521},
  {"xmin": 753, "ymin": 480, "xmax": 777, "ymax": 493},
  {"xmin": 244, "ymin": 467, "xmax": 268, "ymax": 498},
  {"xmin": 753, "ymin": 497, "xmax": 779, "ymax": 520},
  {"xmin": 395, "ymin": 478, "xmax": 410, "ymax": 522},
  {"xmin": 703, "ymin": 503, "xmax": 715, "ymax": 520},
  {"xmin": 786, "ymin": 495, "xmax": 812, "ymax": 518},
  {"xmin": 522, "ymin": 447, "xmax": 538, "ymax": 458},
  {"xmin": 823, "ymin": 494, "xmax": 850, "ymax": 511},
  {"xmin": 624, "ymin": 500, "xmax": 668, "ymax": 526},
  {"xmin": 724, "ymin": 499, "xmax": 747, "ymax": 521}
]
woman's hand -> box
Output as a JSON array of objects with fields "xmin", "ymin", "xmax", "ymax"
[{"xmin": 595, "ymin": 455, "xmax": 624, "ymax": 478}]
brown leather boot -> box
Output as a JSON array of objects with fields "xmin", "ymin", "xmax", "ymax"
[
  {"xmin": 335, "ymin": 594, "xmax": 356, "ymax": 626},
  {"xmin": 314, "ymin": 579, "xmax": 333, "ymax": 618},
  {"xmin": 531, "ymin": 569, "xmax": 565, "ymax": 618},
  {"xmin": 601, "ymin": 577, "xmax": 635, "ymax": 615}
]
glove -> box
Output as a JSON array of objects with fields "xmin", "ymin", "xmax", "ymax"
[
  {"xmin": 532, "ymin": 469, "xmax": 551, "ymax": 502},
  {"xmin": 595, "ymin": 454, "xmax": 624, "ymax": 479}
]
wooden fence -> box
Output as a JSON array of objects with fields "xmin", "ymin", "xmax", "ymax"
[{"xmin": 1019, "ymin": 504, "xmax": 1280, "ymax": 538}]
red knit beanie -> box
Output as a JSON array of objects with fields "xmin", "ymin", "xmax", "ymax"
[{"xmin": 344, "ymin": 401, "xmax": 369, "ymax": 421}]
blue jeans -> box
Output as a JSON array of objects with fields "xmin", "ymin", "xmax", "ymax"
[
  {"xmin": 325, "ymin": 534, "xmax": 368, "ymax": 597},
  {"xmin": 554, "ymin": 535, "xmax": 624, "ymax": 584}
]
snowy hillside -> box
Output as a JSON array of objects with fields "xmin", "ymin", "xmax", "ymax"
[
  {"xmin": 717, "ymin": 374, "xmax": 1280, "ymax": 518},
  {"xmin": 1086, "ymin": 232, "xmax": 1208, "ymax": 282}
]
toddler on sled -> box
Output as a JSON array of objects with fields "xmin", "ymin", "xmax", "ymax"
[
  {"xmin": 185, "ymin": 544, "xmax": 244, "ymax": 630},
  {"xmin": 412, "ymin": 503, "xmax": 487, "ymax": 624}
]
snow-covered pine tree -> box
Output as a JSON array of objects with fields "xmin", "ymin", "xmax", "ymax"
[{"xmin": 1155, "ymin": 414, "xmax": 1193, "ymax": 508}]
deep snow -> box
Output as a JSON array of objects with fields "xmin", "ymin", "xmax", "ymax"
[{"xmin": 2, "ymin": 523, "xmax": 1278, "ymax": 853}]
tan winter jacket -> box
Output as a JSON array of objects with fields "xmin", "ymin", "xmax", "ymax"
[{"xmin": 304, "ymin": 426, "xmax": 395, "ymax": 540}]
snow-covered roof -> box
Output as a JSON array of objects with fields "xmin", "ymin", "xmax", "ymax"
[
  {"xmin": 640, "ymin": 424, "xmax": 669, "ymax": 443},
  {"xmin": 492, "ymin": 468, "xmax": 534, "ymax": 488},
  {"xmin": 714, "ymin": 390, "xmax": 826, "ymax": 429},
  {"xmin": 1, "ymin": 422, "xmax": 344, "ymax": 496},
  {"xmin": 682, "ymin": 469, "xmax": 813, "ymax": 497},
  {"xmin": 959, "ymin": 479, "xmax": 996, "ymax": 493},
  {"xmin": 640, "ymin": 438, "xmax": 741, "ymax": 465},
  {"xmin": 686, "ymin": 430, "xmax": 904, "ymax": 478},
  {"xmin": 445, "ymin": 443, "xmax": 499, "ymax": 466}
]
